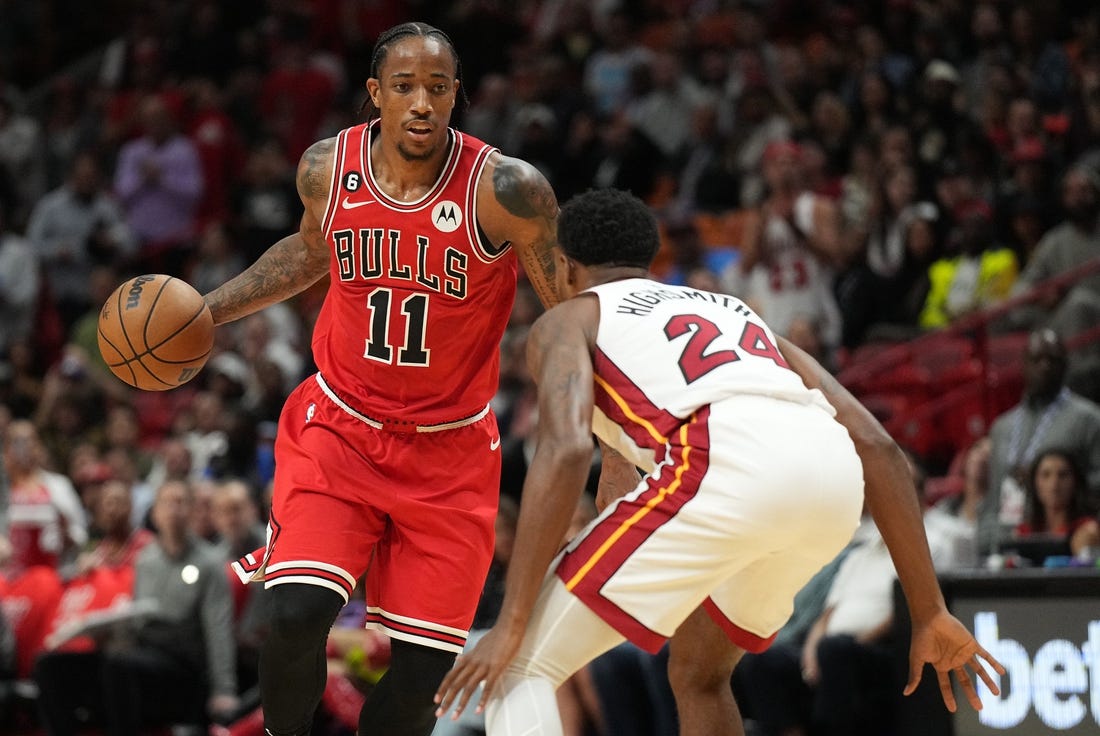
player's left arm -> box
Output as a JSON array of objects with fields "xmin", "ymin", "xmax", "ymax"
[
  {"xmin": 478, "ymin": 153, "xmax": 561, "ymax": 309},
  {"xmin": 435, "ymin": 297, "xmax": 598, "ymax": 719},
  {"xmin": 501, "ymin": 299, "xmax": 598, "ymax": 625},
  {"xmin": 777, "ymin": 336, "xmax": 1004, "ymax": 711}
]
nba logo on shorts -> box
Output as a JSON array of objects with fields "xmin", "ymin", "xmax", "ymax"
[
  {"xmin": 431, "ymin": 200, "xmax": 462, "ymax": 233},
  {"xmin": 306, "ymin": 403, "xmax": 315, "ymax": 423}
]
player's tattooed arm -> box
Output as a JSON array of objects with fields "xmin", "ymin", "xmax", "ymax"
[
  {"xmin": 500, "ymin": 302, "xmax": 595, "ymax": 617},
  {"xmin": 490, "ymin": 155, "xmax": 561, "ymax": 308},
  {"xmin": 204, "ymin": 138, "xmax": 335, "ymax": 325},
  {"xmin": 435, "ymin": 303, "xmax": 596, "ymax": 719},
  {"xmin": 296, "ymin": 137, "xmax": 337, "ymax": 205}
]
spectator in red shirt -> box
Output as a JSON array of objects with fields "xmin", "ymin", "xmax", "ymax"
[
  {"xmin": 43, "ymin": 480, "xmax": 154, "ymax": 654},
  {"xmin": 186, "ymin": 78, "xmax": 246, "ymax": 226},
  {"xmin": 1015, "ymin": 448, "xmax": 1100, "ymax": 555},
  {"xmin": 258, "ymin": 35, "xmax": 336, "ymax": 162}
]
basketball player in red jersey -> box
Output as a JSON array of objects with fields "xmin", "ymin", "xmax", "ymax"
[
  {"xmin": 202, "ymin": 22, "xmax": 636, "ymax": 736},
  {"xmin": 435, "ymin": 189, "xmax": 1004, "ymax": 735}
]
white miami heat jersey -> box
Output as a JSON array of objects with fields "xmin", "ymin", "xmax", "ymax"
[{"xmin": 586, "ymin": 277, "xmax": 834, "ymax": 471}]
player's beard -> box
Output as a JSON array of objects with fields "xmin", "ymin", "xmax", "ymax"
[{"xmin": 397, "ymin": 139, "xmax": 438, "ymax": 162}]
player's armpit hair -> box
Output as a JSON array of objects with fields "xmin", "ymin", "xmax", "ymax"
[
  {"xmin": 296, "ymin": 137, "xmax": 336, "ymax": 201},
  {"xmin": 492, "ymin": 157, "xmax": 558, "ymax": 221}
]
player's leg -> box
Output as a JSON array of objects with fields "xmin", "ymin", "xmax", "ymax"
[
  {"xmin": 486, "ymin": 577, "xmax": 627, "ymax": 736},
  {"xmin": 360, "ymin": 417, "xmax": 501, "ymax": 735},
  {"xmin": 252, "ymin": 378, "xmax": 384, "ymax": 736},
  {"xmin": 667, "ymin": 606, "xmax": 746, "ymax": 736},
  {"xmin": 654, "ymin": 400, "xmax": 862, "ymax": 736},
  {"xmin": 358, "ymin": 639, "xmax": 457, "ymax": 736},
  {"xmin": 260, "ymin": 584, "xmax": 345, "ymax": 736}
]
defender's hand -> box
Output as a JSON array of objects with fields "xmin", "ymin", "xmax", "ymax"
[
  {"xmin": 434, "ymin": 624, "xmax": 524, "ymax": 721},
  {"xmin": 905, "ymin": 610, "xmax": 1006, "ymax": 712}
]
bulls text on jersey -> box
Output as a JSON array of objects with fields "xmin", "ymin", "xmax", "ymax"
[{"xmin": 331, "ymin": 228, "xmax": 468, "ymax": 299}]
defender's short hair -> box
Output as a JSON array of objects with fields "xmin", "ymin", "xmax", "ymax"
[{"xmin": 558, "ymin": 188, "xmax": 659, "ymax": 269}]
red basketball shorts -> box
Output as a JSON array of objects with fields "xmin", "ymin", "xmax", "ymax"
[{"xmin": 232, "ymin": 374, "xmax": 501, "ymax": 653}]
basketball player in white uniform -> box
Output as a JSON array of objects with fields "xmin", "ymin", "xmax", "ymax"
[{"xmin": 435, "ymin": 189, "xmax": 1003, "ymax": 736}]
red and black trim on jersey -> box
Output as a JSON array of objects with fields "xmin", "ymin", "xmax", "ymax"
[
  {"xmin": 556, "ymin": 408, "xmax": 712, "ymax": 653},
  {"xmin": 232, "ymin": 550, "xmax": 263, "ymax": 579},
  {"xmin": 361, "ymin": 121, "xmax": 464, "ymax": 212},
  {"xmin": 231, "ymin": 508, "xmax": 284, "ymax": 583},
  {"xmin": 263, "ymin": 560, "xmax": 358, "ymax": 604},
  {"xmin": 365, "ymin": 605, "xmax": 468, "ymax": 655},
  {"xmin": 319, "ymin": 127, "xmax": 350, "ymax": 239},
  {"xmin": 593, "ymin": 348, "xmax": 682, "ymax": 452},
  {"xmin": 231, "ymin": 509, "xmax": 357, "ymax": 603},
  {"xmin": 320, "ymin": 121, "xmax": 502, "ymax": 259},
  {"xmin": 464, "ymin": 144, "xmax": 510, "ymax": 264}
]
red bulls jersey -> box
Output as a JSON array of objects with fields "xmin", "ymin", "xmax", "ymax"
[{"xmin": 315, "ymin": 121, "xmax": 516, "ymax": 424}]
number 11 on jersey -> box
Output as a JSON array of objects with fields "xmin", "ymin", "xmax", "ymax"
[{"xmin": 364, "ymin": 287, "xmax": 431, "ymax": 366}]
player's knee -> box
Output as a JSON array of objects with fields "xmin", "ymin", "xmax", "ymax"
[
  {"xmin": 266, "ymin": 584, "xmax": 344, "ymax": 644},
  {"xmin": 668, "ymin": 646, "xmax": 736, "ymax": 696},
  {"xmin": 386, "ymin": 639, "xmax": 457, "ymax": 693}
]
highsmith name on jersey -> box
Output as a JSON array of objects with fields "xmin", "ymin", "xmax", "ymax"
[{"xmin": 586, "ymin": 277, "xmax": 834, "ymax": 470}]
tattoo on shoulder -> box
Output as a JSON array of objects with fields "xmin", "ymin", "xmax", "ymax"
[
  {"xmin": 492, "ymin": 157, "xmax": 558, "ymax": 220},
  {"xmin": 296, "ymin": 138, "xmax": 337, "ymax": 201}
]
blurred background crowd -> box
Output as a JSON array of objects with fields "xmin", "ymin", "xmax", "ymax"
[{"xmin": 1, "ymin": 1, "xmax": 1100, "ymax": 735}]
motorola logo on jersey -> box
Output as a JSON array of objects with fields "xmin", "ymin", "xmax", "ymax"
[
  {"xmin": 431, "ymin": 200, "xmax": 463, "ymax": 233},
  {"xmin": 343, "ymin": 171, "xmax": 363, "ymax": 191}
]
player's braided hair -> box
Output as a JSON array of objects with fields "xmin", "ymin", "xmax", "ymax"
[
  {"xmin": 558, "ymin": 189, "xmax": 660, "ymax": 269},
  {"xmin": 360, "ymin": 22, "xmax": 469, "ymax": 121}
]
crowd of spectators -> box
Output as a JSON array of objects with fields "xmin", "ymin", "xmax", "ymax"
[{"xmin": 2, "ymin": 1, "xmax": 1100, "ymax": 734}]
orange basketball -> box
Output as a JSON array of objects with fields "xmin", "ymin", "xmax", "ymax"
[{"xmin": 97, "ymin": 274, "xmax": 215, "ymax": 391}]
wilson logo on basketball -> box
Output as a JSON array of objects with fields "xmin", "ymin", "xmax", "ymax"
[
  {"xmin": 125, "ymin": 275, "xmax": 157, "ymax": 310},
  {"xmin": 178, "ymin": 367, "xmax": 201, "ymax": 383}
]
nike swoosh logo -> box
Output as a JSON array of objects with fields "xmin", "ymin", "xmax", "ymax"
[
  {"xmin": 490, "ymin": 437, "xmax": 501, "ymax": 451},
  {"xmin": 341, "ymin": 196, "xmax": 375, "ymax": 209}
]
